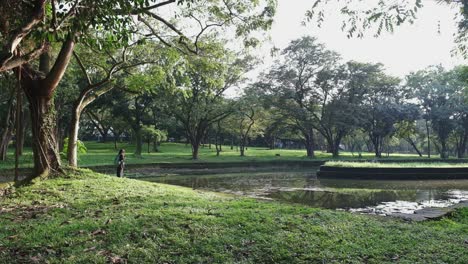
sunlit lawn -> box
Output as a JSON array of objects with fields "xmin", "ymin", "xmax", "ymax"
[
  {"xmin": 0, "ymin": 141, "xmax": 430, "ymax": 170},
  {"xmin": 0, "ymin": 169, "xmax": 466, "ymax": 263}
]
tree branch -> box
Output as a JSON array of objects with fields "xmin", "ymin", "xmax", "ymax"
[
  {"xmin": 73, "ymin": 51, "xmax": 92, "ymax": 86},
  {"xmin": 0, "ymin": 43, "xmax": 48, "ymax": 72},
  {"xmin": 42, "ymin": 35, "xmax": 76, "ymax": 92},
  {"xmin": 0, "ymin": 0, "xmax": 46, "ymax": 69}
]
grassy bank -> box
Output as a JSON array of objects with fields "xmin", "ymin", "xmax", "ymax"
[
  {"xmin": 325, "ymin": 161, "xmax": 468, "ymax": 168},
  {"xmin": 0, "ymin": 142, "xmax": 430, "ymax": 170},
  {"xmin": 0, "ymin": 170, "xmax": 467, "ymax": 263}
]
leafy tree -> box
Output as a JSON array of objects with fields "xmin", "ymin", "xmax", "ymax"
[
  {"xmin": 0, "ymin": 0, "xmax": 277, "ymax": 178},
  {"xmin": 141, "ymin": 126, "xmax": 167, "ymax": 153},
  {"xmin": 259, "ymin": 36, "xmax": 340, "ymax": 157},
  {"xmin": 358, "ymin": 68, "xmax": 414, "ymax": 158},
  {"xmin": 169, "ymin": 44, "xmax": 250, "ymax": 159},
  {"xmin": 406, "ymin": 66, "xmax": 465, "ymax": 158},
  {"xmin": 232, "ymin": 90, "xmax": 266, "ymax": 157},
  {"xmin": 395, "ymin": 120, "xmax": 424, "ymax": 157}
]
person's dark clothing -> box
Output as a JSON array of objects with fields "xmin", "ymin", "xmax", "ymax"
[{"xmin": 116, "ymin": 154, "xmax": 125, "ymax": 177}]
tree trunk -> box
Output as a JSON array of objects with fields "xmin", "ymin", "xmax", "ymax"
[
  {"xmin": 28, "ymin": 94, "xmax": 61, "ymax": 176},
  {"xmin": 304, "ymin": 131, "xmax": 315, "ymax": 158},
  {"xmin": 456, "ymin": 132, "xmax": 468, "ymax": 159},
  {"xmin": 215, "ymin": 129, "xmax": 221, "ymax": 157},
  {"xmin": 331, "ymin": 142, "xmax": 340, "ymax": 158},
  {"xmin": 426, "ymin": 119, "xmax": 431, "ymax": 158},
  {"xmin": 67, "ymin": 106, "xmax": 81, "ymax": 167},
  {"xmin": 134, "ymin": 128, "xmax": 142, "ymax": 156},
  {"xmin": 371, "ymin": 136, "xmax": 382, "ymax": 158},
  {"xmin": 0, "ymin": 94, "xmax": 15, "ymax": 161},
  {"xmin": 440, "ymin": 140, "xmax": 448, "ymax": 159},
  {"xmin": 20, "ymin": 36, "xmax": 75, "ymax": 178},
  {"xmin": 269, "ymin": 136, "xmax": 275, "ymax": 150},
  {"xmin": 153, "ymin": 140, "xmax": 160, "ymax": 153},
  {"xmin": 215, "ymin": 142, "xmax": 220, "ymax": 156},
  {"xmin": 101, "ymin": 131, "xmax": 108, "ymax": 143},
  {"xmin": 192, "ymin": 141, "xmax": 200, "ymax": 160},
  {"xmin": 407, "ymin": 137, "xmax": 423, "ymax": 157},
  {"xmin": 18, "ymin": 108, "xmax": 27, "ymax": 155},
  {"xmin": 325, "ymin": 135, "xmax": 341, "ymax": 158}
]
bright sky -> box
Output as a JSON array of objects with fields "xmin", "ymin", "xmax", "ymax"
[{"xmin": 243, "ymin": 0, "xmax": 467, "ymax": 86}]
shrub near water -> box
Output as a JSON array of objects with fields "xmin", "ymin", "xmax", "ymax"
[{"xmin": 0, "ymin": 169, "xmax": 467, "ymax": 263}]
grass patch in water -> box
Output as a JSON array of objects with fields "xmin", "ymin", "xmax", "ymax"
[{"xmin": 325, "ymin": 161, "xmax": 468, "ymax": 168}]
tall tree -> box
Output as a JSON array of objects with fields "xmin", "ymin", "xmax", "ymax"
[
  {"xmin": 0, "ymin": 0, "xmax": 276, "ymax": 178},
  {"xmin": 406, "ymin": 66, "xmax": 464, "ymax": 158},
  {"xmin": 170, "ymin": 44, "xmax": 249, "ymax": 159},
  {"xmin": 260, "ymin": 36, "xmax": 340, "ymax": 157}
]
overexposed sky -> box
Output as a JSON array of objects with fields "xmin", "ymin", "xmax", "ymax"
[{"xmin": 243, "ymin": 0, "xmax": 466, "ymax": 86}]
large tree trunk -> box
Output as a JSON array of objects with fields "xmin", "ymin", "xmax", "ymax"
[
  {"xmin": 331, "ymin": 140, "xmax": 340, "ymax": 158},
  {"xmin": 28, "ymin": 93, "xmax": 61, "ymax": 176},
  {"xmin": 440, "ymin": 140, "xmax": 449, "ymax": 159},
  {"xmin": 372, "ymin": 138, "xmax": 382, "ymax": 158},
  {"xmin": 456, "ymin": 132, "xmax": 468, "ymax": 159},
  {"xmin": 370, "ymin": 134, "xmax": 382, "ymax": 158},
  {"xmin": 325, "ymin": 135, "xmax": 342, "ymax": 158},
  {"xmin": 191, "ymin": 141, "xmax": 200, "ymax": 160},
  {"xmin": 20, "ymin": 36, "xmax": 75, "ymax": 179},
  {"xmin": 240, "ymin": 145, "xmax": 245, "ymax": 157},
  {"xmin": 0, "ymin": 92, "xmax": 15, "ymax": 161},
  {"xmin": 304, "ymin": 130, "xmax": 315, "ymax": 158}
]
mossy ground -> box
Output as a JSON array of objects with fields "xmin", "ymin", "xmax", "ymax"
[{"xmin": 0, "ymin": 169, "xmax": 467, "ymax": 263}]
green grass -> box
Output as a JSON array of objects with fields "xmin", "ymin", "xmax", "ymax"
[
  {"xmin": 0, "ymin": 142, "xmax": 429, "ymax": 170},
  {"xmin": 325, "ymin": 161, "xmax": 468, "ymax": 168},
  {"xmin": 0, "ymin": 169, "xmax": 467, "ymax": 263}
]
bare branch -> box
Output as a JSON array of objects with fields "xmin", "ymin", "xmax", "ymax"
[{"xmin": 73, "ymin": 51, "xmax": 92, "ymax": 85}]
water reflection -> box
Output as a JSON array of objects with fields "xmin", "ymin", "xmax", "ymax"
[{"xmin": 137, "ymin": 170, "xmax": 468, "ymax": 215}]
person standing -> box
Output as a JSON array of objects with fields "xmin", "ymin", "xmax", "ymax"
[{"xmin": 115, "ymin": 149, "xmax": 126, "ymax": 177}]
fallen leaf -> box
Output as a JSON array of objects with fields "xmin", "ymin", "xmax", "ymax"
[
  {"xmin": 109, "ymin": 255, "xmax": 127, "ymax": 264},
  {"xmin": 84, "ymin": 246, "xmax": 96, "ymax": 252},
  {"xmin": 91, "ymin": 229, "xmax": 106, "ymax": 236},
  {"xmin": 30, "ymin": 255, "xmax": 42, "ymax": 263}
]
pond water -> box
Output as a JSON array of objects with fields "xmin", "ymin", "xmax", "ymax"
[{"xmin": 135, "ymin": 169, "xmax": 468, "ymax": 216}]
